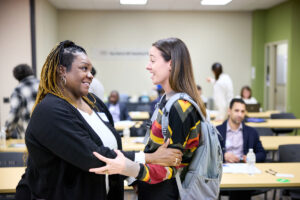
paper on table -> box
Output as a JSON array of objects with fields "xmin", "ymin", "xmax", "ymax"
[
  {"xmin": 223, "ymin": 163, "xmax": 261, "ymax": 174},
  {"xmin": 276, "ymin": 173, "xmax": 294, "ymax": 178},
  {"xmin": 133, "ymin": 137, "xmax": 144, "ymax": 143},
  {"xmin": 9, "ymin": 143, "xmax": 26, "ymax": 148}
]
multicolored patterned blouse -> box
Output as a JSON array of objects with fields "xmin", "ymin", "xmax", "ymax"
[{"xmin": 136, "ymin": 96, "xmax": 202, "ymax": 184}]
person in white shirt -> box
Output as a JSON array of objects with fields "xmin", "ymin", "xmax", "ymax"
[
  {"xmin": 207, "ymin": 62, "xmax": 233, "ymax": 121},
  {"xmin": 196, "ymin": 85, "xmax": 208, "ymax": 105},
  {"xmin": 89, "ymin": 67, "xmax": 104, "ymax": 100},
  {"xmin": 236, "ymin": 86, "xmax": 258, "ymax": 104}
]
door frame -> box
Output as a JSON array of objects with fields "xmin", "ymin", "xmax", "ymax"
[{"xmin": 264, "ymin": 40, "xmax": 288, "ymax": 111}]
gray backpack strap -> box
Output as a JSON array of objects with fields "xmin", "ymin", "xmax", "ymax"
[
  {"xmin": 143, "ymin": 94, "xmax": 166, "ymax": 144},
  {"xmin": 161, "ymin": 92, "xmax": 205, "ymax": 139},
  {"xmin": 176, "ymin": 171, "xmax": 184, "ymax": 200}
]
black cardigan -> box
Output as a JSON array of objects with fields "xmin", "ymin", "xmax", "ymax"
[{"xmin": 20, "ymin": 93, "xmax": 135, "ymax": 200}]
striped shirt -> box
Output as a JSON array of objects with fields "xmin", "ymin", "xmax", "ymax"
[{"xmin": 136, "ymin": 96, "xmax": 202, "ymax": 184}]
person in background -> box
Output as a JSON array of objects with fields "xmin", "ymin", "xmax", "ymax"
[
  {"xmin": 90, "ymin": 37, "xmax": 206, "ymax": 200},
  {"xmin": 236, "ymin": 85, "xmax": 258, "ymax": 104},
  {"xmin": 5, "ymin": 64, "xmax": 39, "ymax": 139},
  {"xmin": 150, "ymin": 84, "xmax": 164, "ymax": 114},
  {"xmin": 88, "ymin": 67, "xmax": 104, "ymax": 100},
  {"xmin": 216, "ymin": 98, "xmax": 266, "ymax": 200},
  {"xmin": 106, "ymin": 90, "xmax": 131, "ymax": 122},
  {"xmin": 16, "ymin": 40, "xmax": 182, "ymax": 200},
  {"xmin": 207, "ymin": 62, "xmax": 233, "ymax": 121},
  {"xmin": 197, "ymin": 85, "xmax": 207, "ymax": 105}
]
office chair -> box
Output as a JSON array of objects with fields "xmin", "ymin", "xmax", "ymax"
[
  {"xmin": 254, "ymin": 127, "xmax": 275, "ymax": 162},
  {"xmin": 0, "ymin": 152, "xmax": 27, "ymax": 167},
  {"xmin": 254, "ymin": 127, "xmax": 274, "ymax": 136},
  {"xmin": 274, "ymin": 144, "xmax": 300, "ymax": 200},
  {"xmin": 271, "ymin": 113, "xmax": 297, "ymax": 136}
]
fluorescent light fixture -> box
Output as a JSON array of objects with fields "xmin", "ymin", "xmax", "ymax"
[
  {"xmin": 201, "ymin": 0, "xmax": 232, "ymax": 5},
  {"xmin": 120, "ymin": 0, "xmax": 147, "ymax": 5}
]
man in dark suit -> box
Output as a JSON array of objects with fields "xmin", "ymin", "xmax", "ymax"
[
  {"xmin": 217, "ymin": 98, "xmax": 266, "ymax": 200},
  {"xmin": 106, "ymin": 90, "xmax": 131, "ymax": 122}
]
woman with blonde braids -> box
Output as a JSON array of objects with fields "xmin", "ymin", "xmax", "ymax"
[{"xmin": 16, "ymin": 40, "xmax": 182, "ymax": 200}]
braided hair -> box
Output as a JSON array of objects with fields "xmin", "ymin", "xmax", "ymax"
[{"xmin": 32, "ymin": 40, "xmax": 95, "ymax": 111}]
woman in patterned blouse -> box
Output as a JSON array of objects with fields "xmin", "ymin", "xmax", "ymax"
[{"xmin": 90, "ymin": 38, "xmax": 206, "ymax": 200}]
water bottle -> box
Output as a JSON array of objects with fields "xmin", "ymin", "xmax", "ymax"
[
  {"xmin": 123, "ymin": 127, "xmax": 130, "ymax": 138},
  {"xmin": 0, "ymin": 127, "xmax": 6, "ymax": 149},
  {"xmin": 246, "ymin": 148, "xmax": 256, "ymax": 175}
]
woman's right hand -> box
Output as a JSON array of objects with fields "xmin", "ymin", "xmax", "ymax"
[{"xmin": 145, "ymin": 139, "xmax": 183, "ymax": 167}]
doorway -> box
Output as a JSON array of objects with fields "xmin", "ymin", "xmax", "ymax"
[{"xmin": 264, "ymin": 41, "xmax": 288, "ymax": 111}]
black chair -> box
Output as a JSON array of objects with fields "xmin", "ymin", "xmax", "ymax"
[
  {"xmin": 254, "ymin": 127, "xmax": 274, "ymax": 136},
  {"xmin": 126, "ymin": 102, "xmax": 152, "ymax": 113},
  {"xmin": 254, "ymin": 127, "xmax": 275, "ymax": 162},
  {"xmin": 0, "ymin": 152, "xmax": 27, "ymax": 167},
  {"xmin": 274, "ymin": 144, "xmax": 300, "ymax": 200},
  {"xmin": 271, "ymin": 113, "xmax": 297, "ymax": 136}
]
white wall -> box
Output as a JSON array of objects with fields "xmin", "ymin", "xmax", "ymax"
[
  {"xmin": 36, "ymin": 0, "xmax": 58, "ymax": 78},
  {"xmin": 56, "ymin": 10, "xmax": 252, "ymax": 99},
  {"xmin": 0, "ymin": 0, "xmax": 31, "ymax": 127}
]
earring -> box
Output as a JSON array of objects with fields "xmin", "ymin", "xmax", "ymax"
[{"xmin": 61, "ymin": 76, "xmax": 66, "ymax": 85}]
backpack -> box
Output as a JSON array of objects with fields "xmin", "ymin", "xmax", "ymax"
[{"xmin": 145, "ymin": 93, "xmax": 223, "ymax": 200}]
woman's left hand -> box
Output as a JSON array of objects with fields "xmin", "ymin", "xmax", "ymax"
[{"xmin": 89, "ymin": 150, "xmax": 126, "ymax": 175}]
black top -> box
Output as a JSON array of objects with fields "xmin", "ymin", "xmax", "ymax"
[{"xmin": 20, "ymin": 93, "xmax": 135, "ymax": 200}]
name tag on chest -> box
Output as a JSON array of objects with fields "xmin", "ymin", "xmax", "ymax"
[{"xmin": 97, "ymin": 112, "xmax": 109, "ymax": 122}]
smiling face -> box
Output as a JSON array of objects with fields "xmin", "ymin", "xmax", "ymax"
[
  {"xmin": 146, "ymin": 46, "xmax": 171, "ymax": 87},
  {"xmin": 62, "ymin": 52, "xmax": 93, "ymax": 99},
  {"xmin": 242, "ymin": 88, "xmax": 251, "ymax": 99}
]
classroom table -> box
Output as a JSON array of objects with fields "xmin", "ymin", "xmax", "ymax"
[
  {"xmin": 260, "ymin": 136, "xmax": 300, "ymax": 151},
  {"xmin": 121, "ymin": 136, "xmax": 300, "ymax": 152},
  {"xmin": 128, "ymin": 111, "xmax": 150, "ymax": 121},
  {"xmin": 4, "ymin": 136, "xmax": 300, "ymax": 153},
  {"xmin": 0, "ymin": 167, "xmax": 25, "ymax": 193},
  {"xmin": 2, "ymin": 163, "xmax": 299, "ymax": 193},
  {"xmin": 114, "ymin": 121, "xmax": 143, "ymax": 132},
  {"xmin": 212, "ymin": 119, "xmax": 300, "ymax": 129},
  {"xmin": 124, "ymin": 163, "xmax": 300, "ymax": 190},
  {"xmin": 220, "ymin": 163, "xmax": 300, "ymax": 189},
  {"xmin": 0, "ymin": 139, "xmax": 26, "ymax": 153},
  {"xmin": 246, "ymin": 110, "xmax": 280, "ymax": 118}
]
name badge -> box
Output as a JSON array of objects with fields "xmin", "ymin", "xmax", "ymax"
[{"xmin": 98, "ymin": 112, "xmax": 109, "ymax": 122}]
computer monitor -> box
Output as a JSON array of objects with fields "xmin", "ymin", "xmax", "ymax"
[{"xmin": 246, "ymin": 103, "xmax": 260, "ymax": 112}]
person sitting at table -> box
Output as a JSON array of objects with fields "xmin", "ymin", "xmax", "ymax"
[
  {"xmin": 236, "ymin": 85, "xmax": 258, "ymax": 104},
  {"xmin": 106, "ymin": 90, "xmax": 131, "ymax": 122},
  {"xmin": 217, "ymin": 98, "xmax": 266, "ymax": 200},
  {"xmin": 15, "ymin": 40, "xmax": 183, "ymax": 200}
]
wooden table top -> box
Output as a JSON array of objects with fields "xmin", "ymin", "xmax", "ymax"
[
  {"xmin": 246, "ymin": 110, "xmax": 280, "ymax": 118},
  {"xmin": 0, "ymin": 167, "xmax": 25, "ymax": 193},
  {"xmin": 0, "ymin": 139, "xmax": 26, "ymax": 153},
  {"xmin": 212, "ymin": 119, "xmax": 300, "ymax": 129},
  {"xmin": 129, "ymin": 111, "xmax": 150, "ymax": 120},
  {"xmin": 3, "ymin": 135, "xmax": 300, "ymax": 154},
  {"xmin": 220, "ymin": 163, "xmax": 300, "ymax": 189},
  {"xmin": 2, "ymin": 163, "xmax": 299, "ymax": 193},
  {"xmin": 260, "ymin": 136, "xmax": 300, "ymax": 151}
]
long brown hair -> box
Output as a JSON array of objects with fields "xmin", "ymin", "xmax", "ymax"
[
  {"xmin": 32, "ymin": 40, "xmax": 95, "ymax": 111},
  {"xmin": 153, "ymin": 38, "xmax": 206, "ymax": 117}
]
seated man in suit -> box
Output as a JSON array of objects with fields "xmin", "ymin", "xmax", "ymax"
[
  {"xmin": 106, "ymin": 90, "xmax": 131, "ymax": 122},
  {"xmin": 217, "ymin": 98, "xmax": 266, "ymax": 200}
]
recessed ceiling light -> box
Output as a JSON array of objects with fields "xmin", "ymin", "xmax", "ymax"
[
  {"xmin": 120, "ymin": 0, "xmax": 147, "ymax": 5},
  {"xmin": 201, "ymin": 0, "xmax": 232, "ymax": 5}
]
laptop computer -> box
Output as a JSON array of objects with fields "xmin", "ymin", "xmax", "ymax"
[{"xmin": 246, "ymin": 103, "xmax": 260, "ymax": 112}]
